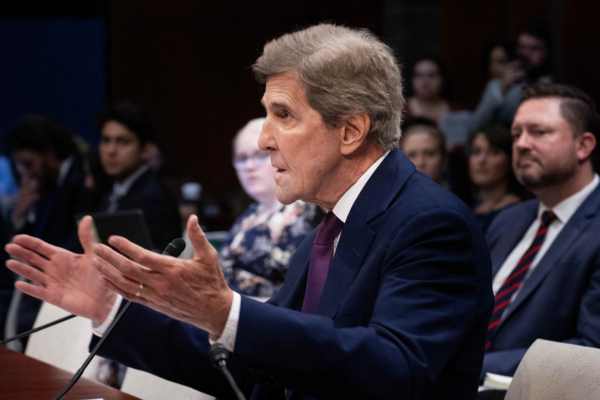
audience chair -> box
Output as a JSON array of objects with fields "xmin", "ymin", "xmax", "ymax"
[
  {"xmin": 24, "ymin": 302, "xmax": 101, "ymax": 380},
  {"xmin": 120, "ymin": 367, "xmax": 214, "ymax": 400},
  {"xmin": 505, "ymin": 339, "xmax": 600, "ymax": 400}
]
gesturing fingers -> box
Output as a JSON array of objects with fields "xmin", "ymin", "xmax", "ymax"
[
  {"xmin": 5, "ymin": 243, "xmax": 49, "ymax": 270},
  {"xmin": 78, "ymin": 216, "xmax": 97, "ymax": 254},
  {"xmin": 92, "ymin": 252, "xmax": 144, "ymax": 297},
  {"xmin": 107, "ymin": 236, "xmax": 170, "ymax": 271},
  {"xmin": 6, "ymin": 260, "xmax": 49, "ymax": 286},
  {"xmin": 93, "ymin": 243, "xmax": 152, "ymax": 283},
  {"xmin": 187, "ymin": 215, "xmax": 219, "ymax": 261},
  {"xmin": 11, "ymin": 235, "xmax": 58, "ymax": 260}
]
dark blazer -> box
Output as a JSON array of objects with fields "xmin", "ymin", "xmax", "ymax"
[
  {"xmin": 482, "ymin": 185, "xmax": 600, "ymax": 377},
  {"xmin": 100, "ymin": 168, "xmax": 181, "ymax": 251},
  {"xmin": 92, "ymin": 150, "xmax": 493, "ymax": 400},
  {"xmin": 21, "ymin": 157, "xmax": 86, "ymax": 252}
]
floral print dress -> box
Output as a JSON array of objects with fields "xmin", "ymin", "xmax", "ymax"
[{"xmin": 219, "ymin": 201, "xmax": 316, "ymax": 297}]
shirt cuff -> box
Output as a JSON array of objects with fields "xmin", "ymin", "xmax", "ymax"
[
  {"xmin": 208, "ymin": 291, "xmax": 240, "ymax": 352},
  {"xmin": 92, "ymin": 294, "xmax": 123, "ymax": 337}
]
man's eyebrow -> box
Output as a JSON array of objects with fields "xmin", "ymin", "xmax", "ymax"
[{"xmin": 260, "ymin": 100, "xmax": 291, "ymax": 111}]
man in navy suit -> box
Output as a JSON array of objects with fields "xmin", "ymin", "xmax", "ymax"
[
  {"xmin": 3, "ymin": 116, "xmax": 85, "ymax": 339},
  {"xmin": 95, "ymin": 102, "xmax": 181, "ymax": 251},
  {"xmin": 5, "ymin": 25, "xmax": 492, "ymax": 399},
  {"xmin": 482, "ymin": 83, "xmax": 600, "ymax": 377}
]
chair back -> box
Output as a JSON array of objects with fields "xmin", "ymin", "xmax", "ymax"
[
  {"xmin": 506, "ymin": 339, "xmax": 600, "ymax": 400},
  {"xmin": 25, "ymin": 302, "xmax": 100, "ymax": 380}
]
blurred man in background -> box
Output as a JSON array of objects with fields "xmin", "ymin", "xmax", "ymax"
[
  {"xmin": 3, "ymin": 115, "xmax": 85, "ymax": 342},
  {"xmin": 96, "ymin": 102, "xmax": 180, "ymax": 251},
  {"xmin": 483, "ymin": 83, "xmax": 600, "ymax": 377}
]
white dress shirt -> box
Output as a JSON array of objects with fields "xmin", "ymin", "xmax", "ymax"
[
  {"xmin": 492, "ymin": 174, "xmax": 600, "ymax": 299},
  {"xmin": 94, "ymin": 151, "xmax": 391, "ymax": 353}
]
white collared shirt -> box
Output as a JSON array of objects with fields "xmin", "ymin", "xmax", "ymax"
[
  {"xmin": 492, "ymin": 174, "xmax": 600, "ymax": 298},
  {"xmin": 94, "ymin": 152, "xmax": 392, "ymax": 353},
  {"xmin": 109, "ymin": 164, "xmax": 149, "ymax": 201}
]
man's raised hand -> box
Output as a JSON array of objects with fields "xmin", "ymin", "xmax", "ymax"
[
  {"xmin": 92, "ymin": 214, "xmax": 233, "ymax": 336},
  {"xmin": 5, "ymin": 216, "xmax": 117, "ymax": 323}
]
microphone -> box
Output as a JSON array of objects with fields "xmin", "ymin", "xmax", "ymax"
[
  {"xmin": 52, "ymin": 238, "xmax": 186, "ymax": 400},
  {"xmin": 162, "ymin": 237, "xmax": 186, "ymax": 256},
  {"xmin": 0, "ymin": 239, "xmax": 188, "ymax": 348},
  {"xmin": 210, "ymin": 343, "xmax": 247, "ymax": 400}
]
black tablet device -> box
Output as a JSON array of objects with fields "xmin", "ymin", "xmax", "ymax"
[{"xmin": 82, "ymin": 209, "xmax": 154, "ymax": 250}]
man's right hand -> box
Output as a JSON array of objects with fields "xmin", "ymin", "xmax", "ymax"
[{"xmin": 5, "ymin": 216, "xmax": 116, "ymax": 324}]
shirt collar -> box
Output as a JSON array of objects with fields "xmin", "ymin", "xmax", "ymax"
[
  {"xmin": 57, "ymin": 156, "xmax": 74, "ymax": 187},
  {"xmin": 538, "ymin": 174, "xmax": 600, "ymax": 223},
  {"xmin": 112, "ymin": 164, "xmax": 149, "ymax": 198},
  {"xmin": 332, "ymin": 150, "xmax": 390, "ymax": 223}
]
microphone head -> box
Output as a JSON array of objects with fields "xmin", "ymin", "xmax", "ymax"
[
  {"xmin": 162, "ymin": 238, "xmax": 186, "ymax": 257},
  {"xmin": 209, "ymin": 343, "xmax": 229, "ymax": 369}
]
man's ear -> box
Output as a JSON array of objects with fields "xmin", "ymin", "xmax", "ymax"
[
  {"xmin": 576, "ymin": 132, "xmax": 597, "ymax": 162},
  {"xmin": 340, "ymin": 113, "xmax": 371, "ymax": 156}
]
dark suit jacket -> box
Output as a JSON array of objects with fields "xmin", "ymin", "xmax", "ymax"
[
  {"xmin": 92, "ymin": 150, "xmax": 493, "ymax": 400},
  {"xmin": 21, "ymin": 157, "xmax": 85, "ymax": 251},
  {"xmin": 100, "ymin": 168, "xmax": 181, "ymax": 251},
  {"xmin": 482, "ymin": 185, "xmax": 600, "ymax": 377}
]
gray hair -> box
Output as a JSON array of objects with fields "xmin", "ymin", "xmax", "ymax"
[{"xmin": 253, "ymin": 24, "xmax": 404, "ymax": 151}]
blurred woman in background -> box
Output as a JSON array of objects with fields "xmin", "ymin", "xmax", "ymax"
[
  {"xmin": 403, "ymin": 56, "xmax": 463, "ymax": 124},
  {"xmin": 400, "ymin": 122, "xmax": 448, "ymax": 185},
  {"xmin": 469, "ymin": 123, "xmax": 524, "ymax": 233},
  {"xmin": 219, "ymin": 118, "xmax": 317, "ymax": 299}
]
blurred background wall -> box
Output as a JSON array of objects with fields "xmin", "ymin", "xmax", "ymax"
[{"xmin": 1, "ymin": 0, "xmax": 599, "ymax": 197}]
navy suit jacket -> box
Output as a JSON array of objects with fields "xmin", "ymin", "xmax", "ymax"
[
  {"xmin": 21, "ymin": 157, "xmax": 85, "ymax": 251},
  {"xmin": 100, "ymin": 168, "xmax": 181, "ymax": 251},
  {"xmin": 483, "ymin": 185, "xmax": 600, "ymax": 376},
  {"xmin": 92, "ymin": 150, "xmax": 493, "ymax": 400}
]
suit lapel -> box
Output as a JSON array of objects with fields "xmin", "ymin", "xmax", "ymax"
[
  {"xmin": 276, "ymin": 229, "xmax": 316, "ymax": 310},
  {"xmin": 490, "ymin": 201, "xmax": 538, "ymax": 277},
  {"xmin": 500, "ymin": 185, "xmax": 600, "ymax": 327},
  {"xmin": 315, "ymin": 149, "xmax": 415, "ymax": 318}
]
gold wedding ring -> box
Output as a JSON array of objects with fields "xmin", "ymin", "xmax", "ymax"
[{"xmin": 135, "ymin": 283, "xmax": 144, "ymax": 297}]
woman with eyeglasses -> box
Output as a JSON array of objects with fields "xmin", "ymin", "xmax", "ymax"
[{"xmin": 220, "ymin": 118, "xmax": 317, "ymax": 299}]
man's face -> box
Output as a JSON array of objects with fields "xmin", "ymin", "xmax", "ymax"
[
  {"xmin": 99, "ymin": 121, "xmax": 149, "ymax": 181},
  {"xmin": 13, "ymin": 149, "xmax": 58, "ymax": 189},
  {"xmin": 512, "ymin": 98, "xmax": 578, "ymax": 190},
  {"xmin": 402, "ymin": 131, "xmax": 445, "ymax": 184},
  {"xmin": 412, "ymin": 60, "xmax": 443, "ymax": 100},
  {"xmin": 258, "ymin": 72, "xmax": 343, "ymax": 206},
  {"xmin": 517, "ymin": 33, "xmax": 548, "ymax": 71}
]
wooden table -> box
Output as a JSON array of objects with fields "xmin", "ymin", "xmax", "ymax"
[{"xmin": 0, "ymin": 346, "xmax": 140, "ymax": 400}]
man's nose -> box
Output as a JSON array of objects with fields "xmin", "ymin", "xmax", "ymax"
[
  {"xmin": 514, "ymin": 132, "xmax": 532, "ymax": 150},
  {"xmin": 258, "ymin": 119, "xmax": 277, "ymax": 151}
]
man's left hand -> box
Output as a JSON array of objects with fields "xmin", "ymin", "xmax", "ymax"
[{"xmin": 91, "ymin": 214, "xmax": 233, "ymax": 336}]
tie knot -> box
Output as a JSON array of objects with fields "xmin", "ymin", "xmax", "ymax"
[
  {"xmin": 541, "ymin": 210, "xmax": 556, "ymax": 227},
  {"xmin": 315, "ymin": 212, "xmax": 344, "ymax": 245}
]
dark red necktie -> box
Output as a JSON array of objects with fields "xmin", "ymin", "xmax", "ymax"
[
  {"xmin": 301, "ymin": 212, "xmax": 344, "ymax": 314},
  {"xmin": 485, "ymin": 210, "xmax": 556, "ymax": 351}
]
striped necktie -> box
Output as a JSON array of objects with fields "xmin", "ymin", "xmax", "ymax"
[{"xmin": 485, "ymin": 210, "xmax": 556, "ymax": 351}]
